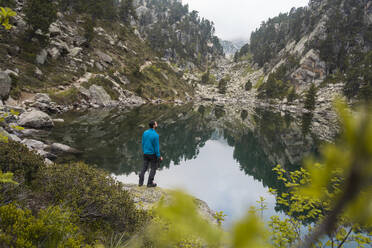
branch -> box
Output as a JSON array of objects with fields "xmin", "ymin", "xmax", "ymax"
[
  {"xmin": 296, "ymin": 163, "xmax": 362, "ymax": 248},
  {"xmin": 336, "ymin": 227, "xmax": 353, "ymax": 248}
]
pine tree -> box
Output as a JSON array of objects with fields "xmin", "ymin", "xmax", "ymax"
[
  {"xmin": 24, "ymin": 0, "xmax": 57, "ymax": 35},
  {"xmin": 304, "ymin": 83, "xmax": 317, "ymax": 111}
]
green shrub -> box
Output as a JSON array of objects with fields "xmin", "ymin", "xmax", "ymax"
[
  {"xmin": 201, "ymin": 70, "xmax": 210, "ymax": 84},
  {"xmin": 0, "ymin": 0, "xmax": 16, "ymax": 8},
  {"xmin": 218, "ymin": 77, "xmax": 229, "ymax": 94},
  {"xmin": 35, "ymin": 162, "xmax": 148, "ymax": 240},
  {"xmin": 244, "ymin": 80, "xmax": 252, "ymax": 91},
  {"xmin": 83, "ymin": 15, "xmax": 95, "ymax": 45},
  {"xmin": 0, "ymin": 204, "xmax": 87, "ymax": 248},
  {"xmin": 0, "ymin": 140, "xmax": 44, "ymax": 184},
  {"xmin": 49, "ymin": 87, "xmax": 80, "ymax": 105},
  {"xmin": 287, "ymin": 86, "xmax": 296, "ymax": 102}
]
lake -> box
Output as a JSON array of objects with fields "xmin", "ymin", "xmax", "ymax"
[{"xmin": 47, "ymin": 103, "xmax": 322, "ymax": 226}]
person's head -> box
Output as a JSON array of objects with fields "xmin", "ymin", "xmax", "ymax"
[{"xmin": 149, "ymin": 120, "xmax": 158, "ymax": 129}]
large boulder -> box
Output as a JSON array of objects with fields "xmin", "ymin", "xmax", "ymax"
[
  {"xmin": 0, "ymin": 71, "xmax": 11, "ymax": 100},
  {"xmin": 89, "ymin": 84, "xmax": 112, "ymax": 106},
  {"xmin": 96, "ymin": 50, "xmax": 113, "ymax": 64},
  {"xmin": 18, "ymin": 110, "xmax": 54, "ymax": 128},
  {"xmin": 50, "ymin": 143, "xmax": 81, "ymax": 155},
  {"xmin": 36, "ymin": 49, "xmax": 48, "ymax": 65}
]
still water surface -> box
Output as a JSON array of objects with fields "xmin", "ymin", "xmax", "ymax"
[{"xmin": 48, "ymin": 103, "xmax": 321, "ymax": 226}]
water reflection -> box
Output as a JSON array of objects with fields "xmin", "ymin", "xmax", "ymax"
[{"xmin": 48, "ymin": 103, "xmax": 323, "ymax": 222}]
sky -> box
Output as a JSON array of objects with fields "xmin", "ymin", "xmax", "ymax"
[{"xmin": 182, "ymin": 0, "xmax": 309, "ymax": 41}]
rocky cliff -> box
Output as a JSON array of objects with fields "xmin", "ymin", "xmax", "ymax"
[
  {"xmin": 133, "ymin": 0, "xmax": 224, "ymax": 70},
  {"xmin": 235, "ymin": 0, "xmax": 372, "ymax": 101}
]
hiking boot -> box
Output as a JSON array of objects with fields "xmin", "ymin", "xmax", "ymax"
[
  {"xmin": 147, "ymin": 183, "xmax": 157, "ymax": 188},
  {"xmin": 138, "ymin": 183, "xmax": 143, "ymax": 187}
]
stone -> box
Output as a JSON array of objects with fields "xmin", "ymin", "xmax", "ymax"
[
  {"xmin": 95, "ymin": 62, "xmax": 103, "ymax": 71},
  {"xmin": 0, "ymin": 71, "xmax": 11, "ymax": 100},
  {"xmin": 4, "ymin": 69, "xmax": 19, "ymax": 78},
  {"xmin": 21, "ymin": 139, "xmax": 47, "ymax": 150},
  {"xmin": 123, "ymin": 184, "xmax": 217, "ymax": 225},
  {"xmin": 34, "ymin": 93, "xmax": 51, "ymax": 104},
  {"xmin": 48, "ymin": 47, "xmax": 61, "ymax": 59},
  {"xmin": 49, "ymin": 22, "xmax": 61, "ymax": 37},
  {"xmin": 5, "ymin": 96, "xmax": 17, "ymax": 106},
  {"xmin": 96, "ymin": 50, "xmax": 113, "ymax": 64},
  {"xmin": 89, "ymin": 85, "xmax": 112, "ymax": 106},
  {"xmin": 34, "ymin": 67, "xmax": 43, "ymax": 79},
  {"xmin": 69, "ymin": 47, "xmax": 83, "ymax": 57},
  {"xmin": 18, "ymin": 110, "xmax": 54, "ymax": 129},
  {"xmin": 36, "ymin": 49, "xmax": 48, "ymax": 65},
  {"xmin": 52, "ymin": 118, "xmax": 64, "ymax": 123},
  {"xmin": 50, "ymin": 143, "xmax": 80, "ymax": 154}
]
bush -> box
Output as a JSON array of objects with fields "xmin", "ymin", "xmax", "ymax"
[
  {"xmin": 35, "ymin": 162, "xmax": 148, "ymax": 240},
  {"xmin": 0, "ymin": 140, "xmax": 44, "ymax": 184},
  {"xmin": 0, "ymin": 0, "xmax": 16, "ymax": 8},
  {"xmin": 218, "ymin": 77, "xmax": 229, "ymax": 94},
  {"xmin": 244, "ymin": 80, "xmax": 252, "ymax": 91},
  {"xmin": 24, "ymin": 0, "xmax": 57, "ymax": 35},
  {"xmin": 287, "ymin": 86, "xmax": 296, "ymax": 102},
  {"xmin": 0, "ymin": 204, "xmax": 87, "ymax": 248},
  {"xmin": 201, "ymin": 70, "xmax": 210, "ymax": 84}
]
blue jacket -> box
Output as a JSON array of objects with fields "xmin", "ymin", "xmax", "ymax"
[{"xmin": 142, "ymin": 129, "xmax": 160, "ymax": 157}]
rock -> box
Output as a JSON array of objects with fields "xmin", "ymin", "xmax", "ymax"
[
  {"xmin": 18, "ymin": 110, "xmax": 54, "ymax": 129},
  {"xmin": 74, "ymin": 36, "xmax": 88, "ymax": 47},
  {"xmin": 52, "ymin": 118, "xmax": 64, "ymax": 123},
  {"xmin": 89, "ymin": 85, "xmax": 112, "ymax": 107},
  {"xmin": 5, "ymin": 96, "xmax": 17, "ymax": 106},
  {"xmin": 50, "ymin": 143, "xmax": 80, "ymax": 154},
  {"xmin": 95, "ymin": 62, "xmax": 103, "ymax": 71},
  {"xmin": 4, "ymin": 69, "xmax": 19, "ymax": 78},
  {"xmin": 0, "ymin": 127, "xmax": 21, "ymax": 142},
  {"xmin": 21, "ymin": 139, "xmax": 47, "ymax": 150},
  {"xmin": 0, "ymin": 71, "xmax": 11, "ymax": 100},
  {"xmin": 48, "ymin": 47, "xmax": 61, "ymax": 59},
  {"xmin": 123, "ymin": 184, "xmax": 217, "ymax": 225},
  {"xmin": 49, "ymin": 22, "xmax": 61, "ymax": 37},
  {"xmin": 34, "ymin": 93, "xmax": 51, "ymax": 104},
  {"xmin": 69, "ymin": 47, "xmax": 82, "ymax": 57},
  {"xmin": 36, "ymin": 49, "xmax": 48, "ymax": 65},
  {"xmin": 96, "ymin": 50, "xmax": 113, "ymax": 64},
  {"xmin": 44, "ymin": 158, "xmax": 54, "ymax": 165},
  {"xmin": 34, "ymin": 67, "xmax": 43, "ymax": 79}
]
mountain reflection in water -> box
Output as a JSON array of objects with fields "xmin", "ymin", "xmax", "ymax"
[{"xmin": 48, "ymin": 103, "xmax": 322, "ymax": 224}]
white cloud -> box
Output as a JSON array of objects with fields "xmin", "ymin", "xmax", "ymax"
[{"xmin": 182, "ymin": 0, "xmax": 309, "ymax": 41}]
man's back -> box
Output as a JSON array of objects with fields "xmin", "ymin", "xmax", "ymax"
[{"xmin": 142, "ymin": 129, "xmax": 160, "ymax": 157}]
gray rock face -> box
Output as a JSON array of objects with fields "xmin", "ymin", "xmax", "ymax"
[
  {"xmin": 36, "ymin": 49, "xmax": 48, "ymax": 65},
  {"xmin": 34, "ymin": 93, "xmax": 51, "ymax": 104},
  {"xmin": 18, "ymin": 110, "xmax": 54, "ymax": 128},
  {"xmin": 69, "ymin": 47, "xmax": 82, "ymax": 57},
  {"xmin": 89, "ymin": 85, "xmax": 112, "ymax": 106},
  {"xmin": 0, "ymin": 71, "xmax": 11, "ymax": 100},
  {"xmin": 50, "ymin": 143, "xmax": 80, "ymax": 154},
  {"xmin": 96, "ymin": 50, "xmax": 113, "ymax": 64},
  {"xmin": 21, "ymin": 139, "xmax": 48, "ymax": 150},
  {"xmin": 48, "ymin": 47, "xmax": 61, "ymax": 59}
]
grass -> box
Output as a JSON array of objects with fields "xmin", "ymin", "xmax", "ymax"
[
  {"xmin": 254, "ymin": 76, "xmax": 265, "ymax": 89},
  {"xmin": 49, "ymin": 87, "xmax": 80, "ymax": 105}
]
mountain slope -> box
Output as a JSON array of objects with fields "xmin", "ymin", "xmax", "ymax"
[{"xmin": 235, "ymin": 0, "xmax": 372, "ymax": 101}]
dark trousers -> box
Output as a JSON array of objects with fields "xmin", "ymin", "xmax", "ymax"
[{"xmin": 139, "ymin": 154, "xmax": 158, "ymax": 185}]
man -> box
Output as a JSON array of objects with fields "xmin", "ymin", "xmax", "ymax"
[{"xmin": 139, "ymin": 120, "xmax": 163, "ymax": 187}]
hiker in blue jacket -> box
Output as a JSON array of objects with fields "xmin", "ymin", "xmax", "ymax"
[{"xmin": 139, "ymin": 120, "xmax": 163, "ymax": 187}]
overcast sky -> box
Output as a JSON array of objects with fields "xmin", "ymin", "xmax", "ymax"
[{"xmin": 182, "ymin": 0, "xmax": 309, "ymax": 41}]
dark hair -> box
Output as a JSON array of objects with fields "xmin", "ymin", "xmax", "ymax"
[{"xmin": 149, "ymin": 120, "xmax": 156, "ymax": 128}]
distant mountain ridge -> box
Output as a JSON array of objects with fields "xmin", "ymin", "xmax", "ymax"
[{"xmin": 219, "ymin": 39, "xmax": 247, "ymax": 58}]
